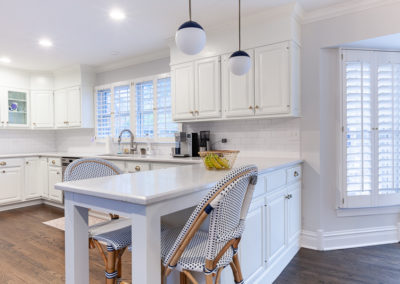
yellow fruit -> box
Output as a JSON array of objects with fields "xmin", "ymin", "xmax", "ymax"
[
  {"xmin": 209, "ymin": 155, "xmax": 223, "ymax": 169},
  {"xmin": 216, "ymin": 156, "xmax": 229, "ymax": 168}
]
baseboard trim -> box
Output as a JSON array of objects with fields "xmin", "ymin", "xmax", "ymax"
[
  {"xmin": 0, "ymin": 199, "xmax": 43, "ymax": 212},
  {"xmin": 301, "ymin": 225, "xmax": 400, "ymax": 251}
]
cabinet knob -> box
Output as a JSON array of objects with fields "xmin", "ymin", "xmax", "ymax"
[
  {"xmin": 294, "ymin": 171, "xmax": 299, "ymax": 177},
  {"xmin": 255, "ymin": 105, "xmax": 259, "ymax": 109},
  {"xmin": 2, "ymin": 170, "xmax": 5, "ymax": 174},
  {"xmin": 56, "ymin": 172, "xmax": 60, "ymax": 175},
  {"xmin": 189, "ymin": 111, "xmax": 194, "ymax": 115},
  {"xmin": 0, "ymin": 162, "xmax": 6, "ymax": 166},
  {"xmin": 195, "ymin": 110, "xmax": 199, "ymax": 115},
  {"xmin": 26, "ymin": 161, "xmax": 29, "ymax": 165},
  {"xmin": 249, "ymin": 106, "xmax": 253, "ymax": 110},
  {"xmin": 135, "ymin": 166, "xmax": 141, "ymax": 171},
  {"xmin": 52, "ymin": 160, "xmax": 56, "ymax": 165}
]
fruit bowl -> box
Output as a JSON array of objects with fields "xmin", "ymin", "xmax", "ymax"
[{"xmin": 199, "ymin": 150, "xmax": 239, "ymax": 170}]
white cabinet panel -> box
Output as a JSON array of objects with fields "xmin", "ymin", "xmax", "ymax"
[
  {"xmin": 151, "ymin": 163, "xmax": 182, "ymax": 170},
  {"xmin": 171, "ymin": 62, "xmax": 195, "ymax": 121},
  {"xmin": 240, "ymin": 197, "xmax": 265, "ymax": 281},
  {"xmin": 54, "ymin": 89, "xmax": 68, "ymax": 128},
  {"xmin": 255, "ymin": 42, "xmax": 290, "ymax": 116},
  {"xmin": 24, "ymin": 158, "xmax": 42, "ymax": 199},
  {"xmin": 31, "ymin": 90, "xmax": 54, "ymax": 128},
  {"xmin": 0, "ymin": 166, "xmax": 22, "ymax": 204},
  {"xmin": 266, "ymin": 189, "xmax": 286, "ymax": 263},
  {"xmin": 195, "ymin": 56, "xmax": 221, "ymax": 119},
  {"xmin": 222, "ymin": 51, "xmax": 255, "ymax": 118},
  {"xmin": 48, "ymin": 166, "xmax": 63, "ymax": 203},
  {"xmin": 287, "ymin": 183, "xmax": 301, "ymax": 244},
  {"xmin": 67, "ymin": 87, "xmax": 81, "ymax": 127}
]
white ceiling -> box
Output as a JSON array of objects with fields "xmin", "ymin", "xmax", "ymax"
[{"xmin": 0, "ymin": 0, "xmax": 348, "ymax": 71}]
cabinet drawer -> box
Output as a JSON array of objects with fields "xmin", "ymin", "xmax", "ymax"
[
  {"xmin": 287, "ymin": 165, "xmax": 301, "ymax": 184},
  {"xmin": 0, "ymin": 158, "xmax": 23, "ymax": 168},
  {"xmin": 126, "ymin": 162, "xmax": 150, "ymax": 173},
  {"xmin": 253, "ymin": 175, "xmax": 266, "ymax": 198},
  {"xmin": 47, "ymin": 157, "xmax": 61, "ymax": 167},
  {"xmin": 265, "ymin": 169, "xmax": 286, "ymax": 192}
]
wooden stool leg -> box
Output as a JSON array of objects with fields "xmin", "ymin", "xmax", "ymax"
[
  {"xmin": 180, "ymin": 271, "xmax": 188, "ymax": 284},
  {"xmin": 232, "ymin": 253, "xmax": 243, "ymax": 282},
  {"xmin": 106, "ymin": 246, "xmax": 117, "ymax": 284},
  {"xmin": 205, "ymin": 274, "xmax": 214, "ymax": 284},
  {"xmin": 230, "ymin": 262, "xmax": 241, "ymax": 283},
  {"xmin": 117, "ymin": 249, "xmax": 122, "ymax": 278}
]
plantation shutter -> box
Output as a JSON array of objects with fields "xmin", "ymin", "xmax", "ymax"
[{"xmin": 96, "ymin": 88, "xmax": 112, "ymax": 138}]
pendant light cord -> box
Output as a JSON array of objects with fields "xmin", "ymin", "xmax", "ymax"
[
  {"xmin": 189, "ymin": 0, "xmax": 192, "ymax": 21},
  {"xmin": 239, "ymin": 0, "xmax": 241, "ymax": 50}
]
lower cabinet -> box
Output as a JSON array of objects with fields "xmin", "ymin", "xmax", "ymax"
[
  {"xmin": 0, "ymin": 163, "xmax": 23, "ymax": 205},
  {"xmin": 47, "ymin": 165, "xmax": 63, "ymax": 203},
  {"xmin": 24, "ymin": 157, "xmax": 43, "ymax": 199}
]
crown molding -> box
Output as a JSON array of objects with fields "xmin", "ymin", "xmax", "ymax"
[
  {"xmin": 303, "ymin": 0, "xmax": 400, "ymax": 24},
  {"xmin": 95, "ymin": 48, "xmax": 170, "ymax": 73}
]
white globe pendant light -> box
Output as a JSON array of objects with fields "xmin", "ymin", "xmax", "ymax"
[
  {"xmin": 229, "ymin": 0, "xmax": 251, "ymax": 76},
  {"xmin": 175, "ymin": 0, "xmax": 206, "ymax": 55}
]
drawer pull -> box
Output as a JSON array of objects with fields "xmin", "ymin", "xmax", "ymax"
[
  {"xmin": 0, "ymin": 162, "xmax": 6, "ymax": 166},
  {"xmin": 26, "ymin": 161, "xmax": 29, "ymax": 165},
  {"xmin": 294, "ymin": 171, "xmax": 299, "ymax": 177},
  {"xmin": 56, "ymin": 172, "xmax": 60, "ymax": 175},
  {"xmin": 135, "ymin": 166, "xmax": 141, "ymax": 171},
  {"xmin": 2, "ymin": 170, "xmax": 5, "ymax": 174},
  {"xmin": 52, "ymin": 160, "xmax": 56, "ymax": 165},
  {"xmin": 285, "ymin": 194, "xmax": 293, "ymax": 199},
  {"xmin": 249, "ymin": 106, "xmax": 253, "ymax": 110}
]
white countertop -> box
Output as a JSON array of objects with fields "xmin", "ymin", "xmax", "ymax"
[
  {"xmin": 55, "ymin": 157, "xmax": 302, "ymax": 205},
  {"xmin": 0, "ymin": 152, "xmax": 202, "ymax": 164}
]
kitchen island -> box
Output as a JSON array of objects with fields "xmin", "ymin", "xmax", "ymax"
[{"xmin": 55, "ymin": 157, "xmax": 302, "ymax": 284}]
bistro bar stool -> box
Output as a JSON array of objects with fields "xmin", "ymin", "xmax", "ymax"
[
  {"xmin": 64, "ymin": 158, "xmax": 132, "ymax": 284},
  {"xmin": 161, "ymin": 165, "xmax": 258, "ymax": 284}
]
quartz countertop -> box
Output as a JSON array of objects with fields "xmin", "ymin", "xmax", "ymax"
[{"xmin": 55, "ymin": 157, "xmax": 302, "ymax": 205}]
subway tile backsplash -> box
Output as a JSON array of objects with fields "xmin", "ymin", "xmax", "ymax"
[{"xmin": 0, "ymin": 130, "xmax": 56, "ymax": 154}]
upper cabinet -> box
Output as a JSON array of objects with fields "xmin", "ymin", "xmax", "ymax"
[
  {"xmin": 54, "ymin": 86, "xmax": 85, "ymax": 128},
  {"xmin": 172, "ymin": 56, "xmax": 221, "ymax": 121},
  {"xmin": 171, "ymin": 41, "xmax": 300, "ymax": 122},
  {"xmin": 1, "ymin": 89, "xmax": 29, "ymax": 128},
  {"xmin": 31, "ymin": 90, "xmax": 54, "ymax": 128}
]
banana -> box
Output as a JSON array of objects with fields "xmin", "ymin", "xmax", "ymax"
[
  {"xmin": 215, "ymin": 156, "xmax": 230, "ymax": 168},
  {"xmin": 204, "ymin": 155, "xmax": 213, "ymax": 169},
  {"xmin": 209, "ymin": 154, "xmax": 224, "ymax": 169}
]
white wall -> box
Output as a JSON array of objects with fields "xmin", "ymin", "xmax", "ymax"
[
  {"xmin": 0, "ymin": 130, "xmax": 56, "ymax": 155},
  {"xmin": 95, "ymin": 58, "xmax": 170, "ymax": 86},
  {"xmin": 184, "ymin": 118, "xmax": 300, "ymax": 158},
  {"xmin": 301, "ymin": 1, "xmax": 400, "ymax": 246}
]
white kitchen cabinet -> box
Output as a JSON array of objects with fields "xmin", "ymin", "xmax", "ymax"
[
  {"xmin": 126, "ymin": 161, "xmax": 150, "ymax": 173},
  {"xmin": 194, "ymin": 56, "xmax": 221, "ymax": 119},
  {"xmin": 24, "ymin": 157, "xmax": 42, "ymax": 199},
  {"xmin": 239, "ymin": 197, "xmax": 265, "ymax": 282},
  {"xmin": 151, "ymin": 163, "xmax": 184, "ymax": 170},
  {"xmin": 54, "ymin": 86, "xmax": 84, "ymax": 128},
  {"xmin": 31, "ymin": 90, "xmax": 54, "ymax": 128},
  {"xmin": 2, "ymin": 88, "xmax": 29, "ymax": 128},
  {"xmin": 266, "ymin": 188, "xmax": 287, "ymax": 264},
  {"xmin": 255, "ymin": 41, "xmax": 300, "ymax": 117},
  {"xmin": 171, "ymin": 62, "xmax": 195, "ymax": 121},
  {"xmin": 172, "ymin": 56, "xmax": 221, "ymax": 121},
  {"xmin": 222, "ymin": 51, "xmax": 255, "ymax": 118},
  {"xmin": 0, "ymin": 159, "xmax": 23, "ymax": 205},
  {"xmin": 287, "ymin": 183, "xmax": 301, "ymax": 244},
  {"xmin": 48, "ymin": 166, "xmax": 63, "ymax": 203}
]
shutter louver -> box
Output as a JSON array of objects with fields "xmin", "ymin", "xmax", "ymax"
[
  {"xmin": 157, "ymin": 77, "xmax": 178, "ymax": 138},
  {"xmin": 114, "ymin": 85, "xmax": 131, "ymax": 137},
  {"xmin": 96, "ymin": 89, "xmax": 112, "ymax": 138},
  {"xmin": 136, "ymin": 80, "xmax": 154, "ymax": 138}
]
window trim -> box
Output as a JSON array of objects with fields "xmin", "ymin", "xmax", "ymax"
[{"xmin": 95, "ymin": 73, "xmax": 179, "ymax": 143}]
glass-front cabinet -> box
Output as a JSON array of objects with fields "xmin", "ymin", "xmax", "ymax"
[{"xmin": 1, "ymin": 89, "xmax": 29, "ymax": 127}]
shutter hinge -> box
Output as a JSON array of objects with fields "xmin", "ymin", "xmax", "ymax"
[
  {"xmin": 342, "ymin": 198, "xmax": 345, "ymax": 204},
  {"xmin": 341, "ymin": 53, "xmax": 343, "ymax": 60},
  {"xmin": 342, "ymin": 126, "xmax": 344, "ymax": 132}
]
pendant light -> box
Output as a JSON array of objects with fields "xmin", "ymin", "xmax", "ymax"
[
  {"xmin": 175, "ymin": 0, "xmax": 206, "ymax": 55},
  {"xmin": 229, "ymin": 0, "xmax": 251, "ymax": 76}
]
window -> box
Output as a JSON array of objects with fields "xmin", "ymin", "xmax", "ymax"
[
  {"xmin": 341, "ymin": 50, "xmax": 400, "ymax": 208},
  {"xmin": 95, "ymin": 74, "xmax": 177, "ymax": 142}
]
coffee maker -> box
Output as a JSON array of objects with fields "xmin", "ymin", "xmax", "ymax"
[
  {"xmin": 174, "ymin": 132, "xmax": 200, "ymax": 157},
  {"xmin": 200, "ymin": 131, "xmax": 210, "ymax": 152}
]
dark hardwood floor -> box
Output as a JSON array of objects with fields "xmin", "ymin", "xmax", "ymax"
[
  {"xmin": 1, "ymin": 205, "xmax": 400, "ymax": 283},
  {"xmin": 0, "ymin": 204, "xmax": 131, "ymax": 284},
  {"xmin": 275, "ymin": 243, "xmax": 400, "ymax": 284}
]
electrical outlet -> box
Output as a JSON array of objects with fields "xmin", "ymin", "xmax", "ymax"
[{"xmin": 221, "ymin": 138, "xmax": 228, "ymax": 143}]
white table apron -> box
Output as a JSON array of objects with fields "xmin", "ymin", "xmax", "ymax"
[{"xmin": 64, "ymin": 189, "xmax": 208, "ymax": 284}]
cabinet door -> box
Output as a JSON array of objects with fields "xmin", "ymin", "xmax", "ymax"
[
  {"xmin": 7, "ymin": 89, "xmax": 29, "ymax": 127},
  {"xmin": 255, "ymin": 42, "xmax": 290, "ymax": 116},
  {"xmin": 222, "ymin": 51, "xmax": 255, "ymax": 118},
  {"xmin": 126, "ymin": 162, "xmax": 150, "ymax": 173},
  {"xmin": 240, "ymin": 197, "xmax": 265, "ymax": 282},
  {"xmin": 40, "ymin": 158, "xmax": 49, "ymax": 197},
  {"xmin": 195, "ymin": 56, "xmax": 221, "ymax": 119},
  {"xmin": 31, "ymin": 91, "xmax": 54, "ymax": 128},
  {"xmin": 171, "ymin": 62, "xmax": 195, "ymax": 121},
  {"xmin": 287, "ymin": 183, "xmax": 301, "ymax": 244},
  {"xmin": 54, "ymin": 89, "xmax": 68, "ymax": 128},
  {"xmin": 265, "ymin": 189, "xmax": 286, "ymax": 264},
  {"xmin": 0, "ymin": 167, "xmax": 22, "ymax": 204},
  {"xmin": 48, "ymin": 166, "xmax": 63, "ymax": 203},
  {"xmin": 24, "ymin": 158, "xmax": 42, "ymax": 199},
  {"xmin": 67, "ymin": 87, "xmax": 81, "ymax": 127}
]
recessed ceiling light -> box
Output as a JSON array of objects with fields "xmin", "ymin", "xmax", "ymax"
[
  {"xmin": 110, "ymin": 9, "xmax": 126, "ymax": 21},
  {"xmin": 0, "ymin": 57, "xmax": 11, "ymax": 63},
  {"xmin": 39, "ymin": 38, "xmax": 53, "ymax": 47}
]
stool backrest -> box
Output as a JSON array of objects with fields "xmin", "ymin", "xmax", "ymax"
[
  {"xmin": 164, "ymin": 164, "xmax": 258, "ymax": 272},
  {"xmin": 63, "ymin": 158, "xmax": 123, "ymax": 182}
]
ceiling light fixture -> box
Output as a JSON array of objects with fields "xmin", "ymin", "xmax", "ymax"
[
  {"xmin": 175, "ymin": 0, "xmax": 206, "ymax": 55},
  {"xmin": 0, "ymin": 57, "xmax": 11, "ymax": 63},
  {"xmin": 110, "ymin": 8, "xmax": 126, "ymax": 21},
  {"xmin": 229, "ymin": 0, "xmax": 251, "ymax": 76},
  {"xmin": 39, "ymin": 38, "xmax": 53, "ymax": 47}
]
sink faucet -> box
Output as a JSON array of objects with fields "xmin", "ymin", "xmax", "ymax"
[{"xmin": 118, "ymin": 129, "xmax": 137, "ymax": 154}]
